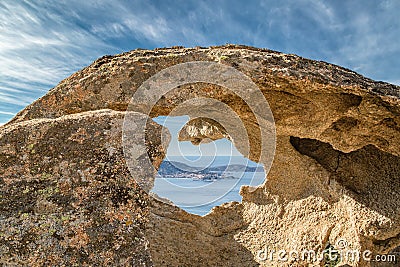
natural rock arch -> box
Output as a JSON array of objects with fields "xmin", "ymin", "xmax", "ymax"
[{"xmin": 1, "ymin": 45, "xmax": 399, "ymax": 266}]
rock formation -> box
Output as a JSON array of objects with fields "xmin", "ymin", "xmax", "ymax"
[
  {"xmin": 1, "ymin": 45, "xmax": 399, "ymax": 266},
  {"xmin": 178, "ymin": 117, "xmax": 231, "ymax": 145}
]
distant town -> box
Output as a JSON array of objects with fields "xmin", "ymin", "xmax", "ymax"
[{"xmin": 157, "ymin": 160, "xmax": 264, "ymax": 181}]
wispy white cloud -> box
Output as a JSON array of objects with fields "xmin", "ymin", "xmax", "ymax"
[
  {"xmin": 324, "ymin": 2, "xmax": 400, "ymax": 81},
  {"xmin": 0, "ymin": 111, "xmax": 15, "ymax": 116},
  {"xmin": 256, "ymin": 0, "xmax": 400, "ymax": 82},
  {"xmin": 387, "ymin": 80, "xmax": 400, "ymax": 86},
  {"xmin": 0, "ymin": 0, "xmax": 399, "ymax": 125},
  {"xmin": 0, "ymin": 0, "xmax": 121, "ymax": 123},
  {"xmin": 87, "ymin": 1, "xmax": 212, "ymax": 46},
  {"xmin": 91, "ymin": 16, "xmax": 172, "ymax": 43},
  {"xmin": 0, "ymin": 0, "xmax": 214, "ymax": 124}
]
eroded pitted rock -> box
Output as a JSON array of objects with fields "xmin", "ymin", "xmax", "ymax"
[
  {"xmin": 1, "ymin": 45, "xmax": 400, "ymax": 266},
  {"xmin": 178, "ymin": 117, "xmax": 231, "ymax": 145},
  {"xmin": 0, "ymin": 110, "xmax": 166, "ymax": 266},
  {"xmin": 9, "ymin": 45, "xmax": 400, "ymax": 157}
]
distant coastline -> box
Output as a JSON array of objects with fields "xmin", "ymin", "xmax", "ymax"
[{"xmin": 157, "ymin": 159, "xmax": 264, "ymax": 181}]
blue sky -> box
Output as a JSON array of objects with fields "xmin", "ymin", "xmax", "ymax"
[
  {"xmin": 153, "ymin": 115, "xmax": 242, "ymax": 157},
  {"xmin": 1, "ymin": 0, "xmax": 400, "ymax": 125}
]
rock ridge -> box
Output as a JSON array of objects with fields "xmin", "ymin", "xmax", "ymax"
[{"xmin": 1, "ymin": 45, "xmax": 399, "ymax": 266}]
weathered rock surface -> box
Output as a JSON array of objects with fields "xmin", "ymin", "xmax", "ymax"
[
  {"xmin": 178, "ymin": 117, "xmax": 231, "ymax": 145},
  {"xmin": 1, "ymin": 45, "xmax": 399, "ymax": 266},
  {"xmin": 0, "ymin": 110, "xmax": 165, "ymax": 266}
]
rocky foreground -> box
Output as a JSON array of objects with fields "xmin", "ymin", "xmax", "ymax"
[{"xmin": 1, "ymin": 45, "xmax": 399, "ymax": 266}]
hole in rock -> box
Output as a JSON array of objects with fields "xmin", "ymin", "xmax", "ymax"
[{"xmin": 151, "ymin": 115, "xmax": 265, "ymax": 216}]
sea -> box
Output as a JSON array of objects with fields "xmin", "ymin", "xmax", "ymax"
[{"xmin": 151, "ymin": 156, "xmax": 265, "ymax": 216}]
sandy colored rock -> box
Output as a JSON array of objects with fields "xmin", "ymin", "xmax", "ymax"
[
  {"xmin": 178, "ymin": 117, "xmax": 231, "ymax": 145},
  {"xmin": 1, "ymin": 45, "xmax": 399, "ymax": 266},
  {"xmin": 0, "ymin": 110, "xmax": 165, "ymax": 266}
]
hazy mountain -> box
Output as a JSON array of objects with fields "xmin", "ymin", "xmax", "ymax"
[{"xmin": 157, "ymin": 160, "xmax": 264, "ymax": 176}]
